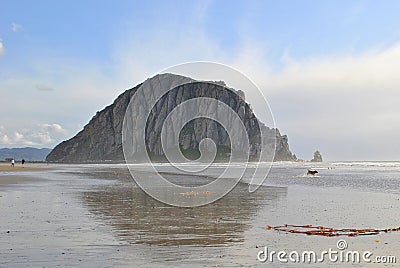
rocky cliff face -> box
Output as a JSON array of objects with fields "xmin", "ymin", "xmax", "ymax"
[{"xmin": 46, "ymin": 74, "xmax": 296, "ymax": 163}]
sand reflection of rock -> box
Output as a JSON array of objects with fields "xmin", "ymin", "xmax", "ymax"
[{"xmin": 82, "ymin": 176, "xmax": 286, "ymax": 246}]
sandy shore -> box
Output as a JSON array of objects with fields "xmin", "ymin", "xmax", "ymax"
[
  {"xmin": 0, "ymin": 163, "xmax": 50, "ymax": 172},
  {"xmin": 0, "ymin": 163, "xmax": 49, "ymax": 185},
  {"xmin": 0, "ymin": 163, "xmax": 399, "ymax": 267},
  {"xmin": 0, "ymin": 175, "xmax": 46, "ymax": 185}
]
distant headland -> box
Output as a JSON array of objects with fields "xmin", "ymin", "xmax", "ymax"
[{"xmin": 0, "ymin": 147, "xmax": 51, "ymax": 162}]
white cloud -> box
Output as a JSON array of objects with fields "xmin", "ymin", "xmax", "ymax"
[
  {"xmin": 1, "ymin": 134, "xmax": 11, "ymax": 144},
  {"xmin": 41, "ymin": 123, "xmax": 67, "ymax": 135},
  {"xmin": 227, "ymin": 43, "xmax": 400, "ymax": 160},
  {"xmin": 111, "ymin": 21, "xmax": 227, "ymax": 87},
  {"xmin": 51, "ymin": 124, "xmax": 67, "ymax": 134},
  {"xmin": 14, "ymin": 132, "xmax": 24, "ymax": 142},
  {"xmin": 12, "ymin": 23, "xmax": 23, "ymax": 32},
  {"xmin": 260, "ymin": 45, "xmax": 400, "ymax": 92},
  {"xmin": 0, "ymin": 132, "xmax": 38, "ymax": 146},
  {"xmin": 0, "ymin": 124, "xmax": 68, "ymax": 147},
  {"xmin": 31, "ymin": 132, "xmax": 54, "ymax": 144},
  {"xmin": 0, "ymin": 39, "xmax": 4, "ymax": 56}
]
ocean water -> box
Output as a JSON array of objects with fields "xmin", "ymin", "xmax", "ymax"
[{"xmin": 0, "ymin": 162, "xmax": 399, "ymax": 267}]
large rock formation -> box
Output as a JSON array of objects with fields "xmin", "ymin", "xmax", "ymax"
[
  {"xmin": 310, "ymin": 150, "xmax": 323, "ymax": 162},
  {"xmin": 46, "ymin": 74, "xmax": 296, "ymax": 163}
]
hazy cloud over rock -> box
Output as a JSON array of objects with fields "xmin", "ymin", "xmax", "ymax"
[{"xmin": 35, "ymin": 84, "xmax": 55, "ymax": 91}]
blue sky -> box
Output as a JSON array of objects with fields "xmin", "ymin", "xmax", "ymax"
[{"xmin": 1, "ymin": 1, "xmax": 400, "ymax": 160}]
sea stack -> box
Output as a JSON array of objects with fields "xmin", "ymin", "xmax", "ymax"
[
  {"xmin": 311, "ymin": 150, "xmax": 323, "ymax": 162},
  {"xmin": 46, "ymin": 74, "xmax": 297, "ymax": 163}
]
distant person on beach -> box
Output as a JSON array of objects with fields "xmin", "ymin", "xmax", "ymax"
[
  {"xmin": 22, "ymin": 159, "xmax": 26, "ymax": 167},
  {"xmin": 11, "ymin": 159, "xmax": 15, "ymax": 167}
]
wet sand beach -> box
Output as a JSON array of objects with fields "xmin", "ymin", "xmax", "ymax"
[
  {"xmin": 0, "ymin": 162, "xmax": 399, "ymax": 267},
  {"xmin": 0, "ymin": 163, "xmax": 50, "ymax": 185},
  {"xmin": 0, "ymin": 163, "xmax": 50, "ymax": 172}
]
